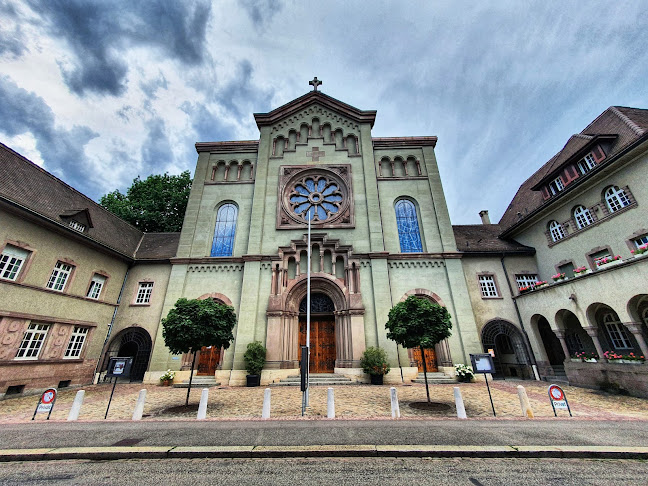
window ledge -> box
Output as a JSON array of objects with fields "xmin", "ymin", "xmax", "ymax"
[
  {"xmin": 1, "ymin": 358, "xmax": 84, "ymax": 366},
  {"xmin": 0, "ymin": 279, "xmax": 118, "ymax": 306},
  {"xmin": 130, "ymin": 303, "xmax": 151, "ymax": 307}
]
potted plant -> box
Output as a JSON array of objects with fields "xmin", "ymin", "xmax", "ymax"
[
  {"xmin": 360, "ymin": 346, "xmax": 390, "ymax": 385},
  {"xmin": 551, "ymin": 273, "xmax": 565, "ymax": 282},
  {"xmin": 244, "ymin": 341, "xmax": 266, "ymax": 387},
  {"xmin": 574, "ymin": 351, "xmax": 598, "ymax": 362},
  {"xmin": 159, "ymin": 369, "xmax": 175, "ymax": 386},
  {"xmin": 454, "ymin": 363, "xmax": 474, "ymax": 382},
  {"xmin": 631, "ymin": 244, "xmax": 648, "ymax": 258},
  {"xmin": 595, "ymin": 255, "xmax": 622, "ymax": 268},
  {"xmin": 573, "ymin": 266, "xmax": 589, "ymax": 276}
]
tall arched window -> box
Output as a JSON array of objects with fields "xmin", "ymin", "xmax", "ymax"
[
  {"xmin": 211, "ymin": 203, "xmax": 238, "ymax": 257},
  {"xmin": 573, "ymin": 205, "xmax": 594, "ymax": 229},
  {"xmin": 604, "ymin": 186, "xmax": 631, "ymax": 213},
  {"xmin": 395, "ymin": 199, "xmax": 423, "ymax": 252},
  {"xmin": 548, "ymin": 220, "xmax": 565, "ymax": 242}
]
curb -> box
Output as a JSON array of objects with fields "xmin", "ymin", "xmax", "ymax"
[{"xmin": 1, "ymin": 445, "xmax": 648, "ymax": 462}]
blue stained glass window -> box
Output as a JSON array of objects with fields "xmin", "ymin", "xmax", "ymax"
[
  {"xmin": 211, "ymin": 203, "xmax": 238, "ymax": 257},
  {"xmin": 395, "ymin": 200, "xmax": 423, "ymax": 252}
]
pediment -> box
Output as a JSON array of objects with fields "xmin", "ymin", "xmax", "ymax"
[{"xmin": 254, "ymin": 91, "xmax": 376, "ymax": 130}]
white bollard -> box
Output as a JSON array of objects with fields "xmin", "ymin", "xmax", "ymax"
[
  {"xmin": 390, "ymin": 387, "xmax": 401, "ymax": 419},
  {"xmin": 262, "ymin": 388, "xmax": 271, "ymax": 419},
  {"xmin": 67, "ymin": 390, "xmax": 85, "ymax": 421},
  {"xmin": 327, "ymin": 387, "xmax": 335, "ymax": 419},
  {"xmin": 197, "ymin": 388, "xmax": 209, "ymax": 420},
  {"xmin": 517, "ymin": 385, "xmax": 534, "ymax": 418},
  {"xmin": 454, "ymin": 387, "xmax": 467, "ymax": 419},
  {"xmin": 132, "ymin": 389, "xmax": 147, "ymax": 421}
]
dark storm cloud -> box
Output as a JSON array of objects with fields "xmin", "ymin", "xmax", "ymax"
[
  {"xmin": 27, "ymin": 0, "xmax": 212, "ymax": 96},
  {"xmin": 238, "ymin": 0, "xmax": 284, "ymax": 29},
  {"xmin": 140, "ymin": 118, "xmax": 173, "ymax": 171},
  {"xmin": 181, "ymin": 102, "xmax": 237, "ymax": 143},
  {"xmin": 217, "ymin": 60, "xmax": 274, "ymax": 118},
  {"xmin": 0, "ymin": 75, "xmax": 99, "ymax": 194},
  {"xmin": 0, "ymin": 1, "xmax": 28, "ymax": 58}
]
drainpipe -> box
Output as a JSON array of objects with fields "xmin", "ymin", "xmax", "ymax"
[
  {"xmin": 500, "ymin": 254, "xmax": 540, "ymax": 380},
  {"xmin": 94, "ymin": 264, "xmax": 131, "ymax": 381}
]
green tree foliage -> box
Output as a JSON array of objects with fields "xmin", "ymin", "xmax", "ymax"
[
  {"xmin": 385, "ymin": 296, "xmax": 452, "ymax": 349},
  {"xmin": 99, "ymin": 171, "xmax": 192, "ymax": 232},
  {"xmin": 243, "ymin": 341, "xmax": 267, "ymax": 376},
  {"xmin": 162, "ymin": 298, "xmax": 236, "ymax": 355}
]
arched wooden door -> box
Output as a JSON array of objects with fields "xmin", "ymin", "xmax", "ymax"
[
  {"xmin": 412, "ymin": 347, "xmax": 438, "ymax": 372},
  {"xmin": 197, "ymin": 346, "xmax": 221, "ymax": 375},
  {"xmin": 298, "ymin": 293, "xmax": 336, "ymax": 373}
]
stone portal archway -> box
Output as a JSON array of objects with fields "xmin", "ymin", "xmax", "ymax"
[
  {"xmin": 103, "ymin": 327, "xmax": 152, "ymax": 381},
  {"xmin": 481, "ymin": 319, "xmax": 532, "ymax": 379},
  {"xmin": 266, "ymin": 274, "xmax": 365, "ymax": 369}
]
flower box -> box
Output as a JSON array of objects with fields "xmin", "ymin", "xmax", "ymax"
[
  {"xmin": 573, "ymin": 266, "xmax": 590, "ymax": 277},
  {"xmin": 596, "ymin": 255, "xmax": 623, "ymax": 270},
  {"xmin": 585, "ymin": 358, "xmax": 598, "ymax": 363},
  {"xmin": 570, "ymin": 358, "xmax": 581, "ymax": 363}
]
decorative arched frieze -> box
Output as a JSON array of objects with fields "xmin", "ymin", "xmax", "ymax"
[{"xmin": 197, "ymin": 292, "xmax": 233, "ymax": 306}]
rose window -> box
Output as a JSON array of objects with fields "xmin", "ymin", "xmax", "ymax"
[{"xmin": 288, "ymin": 175, "xmax": 343, "ymax": 222}]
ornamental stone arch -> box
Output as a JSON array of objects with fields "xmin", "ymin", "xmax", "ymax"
[
  {"xmin": 481, "ymin": 318, "xmax": 533, "ymax": 379},
  {"xmin": 398, "ymin": 289, "xmax": 452, "ymax": 370},
  {"xmin": 266, "ymin": 234, "xmax": 365, "ymax": 370}
]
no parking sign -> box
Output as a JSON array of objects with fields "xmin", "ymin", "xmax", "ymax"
[
  {"xmin": 32, "ymin": 388, "xmax": 57, "ymax": 420},
  {"xmin": 548, "ymin": 384, "xmax": 572, "ymax": 417}
]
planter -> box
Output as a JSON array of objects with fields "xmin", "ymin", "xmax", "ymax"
[
  {"xmin": 632, "ymin": 252, "xmax": 648, "ymax": 260},
  {"xmin": 246, "ymin": 374, "xmax": 261, "ymax": 387},
  {"xmin": 574, "ymin": 269, "xmax": 591, "ymax": 277},
  {"xmin": 584, "ymin": 358, "xmax": 598, "ymax": 363},
  {"xmin": 570, "ymin": 358, "xmax": 581, "ymax": 363},
  {"xmin": 611, "ymin": 359, "xmax": 645, "ymax": 364},
  {"xmin": 457, "ymin": 375, "xmax": 473, "ymax": 383},
  {"xmin": 162, "ymin": 380, "xmax": 170, "ymax": 386},
  {"xmin": 596, "ymin": 259, "xmax": 624, "ymax": 270},
  {"xmin": 370, "ymin": 374, "xmax": 384, "ymax": 385}
]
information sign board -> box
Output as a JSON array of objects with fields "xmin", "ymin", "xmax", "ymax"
[
  {"xmin": 470, "ymin": 353, "xmax": 495, "ymax": 374},
  {"xmin": 106, "ymin": 357, "xmax": 133, "ymax": 378},
  {"xmin": 32, "ymin": 388, "xmax": 57, "ymax": 420}
]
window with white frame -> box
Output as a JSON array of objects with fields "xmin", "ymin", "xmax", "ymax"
[
  {"xmin": 515, "ymin": 274, "xmax": 538, "ymax": 289},
  {"xmin": 0, "ymin": 244, "xmax": 29, "ymax": 281},
  {"xmin": 87, "ymin": 274, "xmax": 106, "ymax": 299},
  {"xmin": 68, "ymin": 220, "xmax": 86, "ymax": 232},
  {"xmin": 46, "ymin": 261, "xmax": 73, "ymax": 291},
  {"xmin": 633, "ymin": 235, "xmax": 648, "ymax": 248},
  {"xmin": 604, "ymin": 186, "xmax": 631, "ymax": 213},
  {"xmin": 603, "ymin": 313, "xmax": 632, "ymax": 349},
  {"xmin": 577, "ymin": 153, "xmax": 597, "ymax": 175},
  {"xmin": 15, "ymin": 323, "xmax": 49, "ymax": 359},
  {"xmin": 135, "ymin": 282, "xmax": 154, "ymax": 304},
  {"xmin": 549, "ymin": 221, "xmax": 565, "ymax": 242},
  {"xmin": 573, "ymin": 205, "xmax": 594, "ymax": 229},
  {"xmin": 64, "ymin": 326, "xmax": 89, "ymax": 358},
  {"xmin": 478, "ymin": 275, "xmax": 499, "ymax": 297},
  {"xmin": 548, "ymin": 177, "xmax": 564, "ymax": 196}
]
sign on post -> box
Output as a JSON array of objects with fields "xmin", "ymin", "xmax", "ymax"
[
  {"xmin": 104, "ymin": 357, "xmax": 133, "ymax": 419},
  {"xmin": 300, "ymin": 345, "xmax": 309, "ymax": 416},
  {"xmin": 548, "ymin": 384, "xmax": 572, "ymax": 417},
  {"xmin": 470, "ymin": 353, "xmax": 497, "ymax": 417},
  {"xmin": 32, "ymin": 388, "xmax": 57, "ymax": 420}
]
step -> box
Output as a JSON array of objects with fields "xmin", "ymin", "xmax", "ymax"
[
  {"xmin": 412, "ymin": 379, "xmax": 458, "ymax": 384},
  {"xmin": 270, "ymin": 380, "xmax": 358, "ymax": 386},
  {"xmin": 172, "ymin": 378, "xmax": 220, "ymax": 388}
]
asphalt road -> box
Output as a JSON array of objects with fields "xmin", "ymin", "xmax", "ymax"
[
  {"xmin": 1, "ymin": 457, "xmax": 646, "ymax": 486},
  {"xmin": 2, "ymin": 419, "xmax": 648, "ymax": 449}
]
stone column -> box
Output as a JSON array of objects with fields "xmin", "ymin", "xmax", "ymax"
[
  {"xmin": 551, "ymin": 329, "xmax": 571, "ymax": 361},
  {"xmin": 584, "ymin": 326, "xmax": 606, "ymax": 360},
  {"xmin": 625, "ymin": 322, "xmax": 648, "ymax": 359}
]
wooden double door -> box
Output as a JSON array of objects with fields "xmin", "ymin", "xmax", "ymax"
[
  {"xmin": 412, "ymin": 347, "xmax": 438, "ymax": 373},
  {"xmin": 197, "ymin": 346, "xmax": 221, "ymax": 375},
  {"xmin": 299, "ymin": 317, "xmax": 336, "ymax": 373}
]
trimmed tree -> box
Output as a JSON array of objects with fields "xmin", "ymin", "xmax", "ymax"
[
  {"xmin": 162, "ymin": 298, "xmax": 236, "ymax": 405},
  {"xmin": 385, "ymin": 296, "xmax": 452, "ymax": 402}
]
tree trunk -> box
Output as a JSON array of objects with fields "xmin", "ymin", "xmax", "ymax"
[
  {"xmin": 421, "ymin": 346, "xmax": 431, "ymax": 403},
  {"xmin": 186, "ymin": 350, "xmax": 197, "ymax": 406}
]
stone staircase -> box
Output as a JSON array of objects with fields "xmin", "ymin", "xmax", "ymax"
[
  {"xmin": 412, "ymin": 371, "xmax": 457, "ymax": 384},
  {"xmin": 271, "ymin": 373, "xmax": 355, "ymax": 387},
  {"xmin": 172, "ymin": 376, "xmax": 220, "ymax": 388},
  {"xmin": 546, "ymin": 365, "xmax": 569, "ymax": 384}
]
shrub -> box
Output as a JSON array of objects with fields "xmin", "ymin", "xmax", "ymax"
[
  {"xmin": 360, "ymin": 346, "xmax": 390, "ymax": 376},
  {"xmin": 244, "ymin": 341, "xmax": 267, "ymax": 376}
]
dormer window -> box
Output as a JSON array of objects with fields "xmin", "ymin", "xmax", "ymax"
[
  {"xmin": 577, "ymin": 153, "xmax": 597, "ymax": 175},
  {"xmin": 69, "ymin": 220, "xmax": 86, "ymax": 232},
  {"xmin": 548, "ymin": 177, "xmax": 564, "ymax": 196}
]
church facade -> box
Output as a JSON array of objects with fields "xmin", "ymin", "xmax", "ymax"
[{"xmin": 1, "ymin": 83, "xmax": 647, "ymax": 398}]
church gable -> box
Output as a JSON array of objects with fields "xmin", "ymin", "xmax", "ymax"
[{"xmin": 268, "ymin": 103, "xmax": 363, "ymax": 159}]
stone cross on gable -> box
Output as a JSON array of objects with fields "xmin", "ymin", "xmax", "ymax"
[
  {"xmin": 309, "ymin": 77, "xmax": 322, "ymax": 91},
  {"xmin": 306, "ymin": 147, "xmax": 325, "ymax": 161}
]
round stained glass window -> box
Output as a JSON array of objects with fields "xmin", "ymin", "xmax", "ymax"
[{"xmin": 284, "ymin": 169, "xmax": 349, "ymax": 224}]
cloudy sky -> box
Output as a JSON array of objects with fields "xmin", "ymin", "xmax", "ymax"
[{"xmin": 1, "ymin": 1, "xmax": 647, "ymax": 225}]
